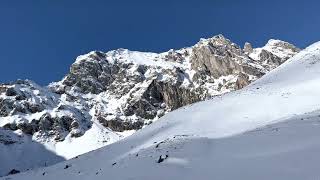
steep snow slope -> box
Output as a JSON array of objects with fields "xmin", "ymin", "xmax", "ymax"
[{"xmin": 4, "ymin": 42, "xmax": 320, "ymax": 180}]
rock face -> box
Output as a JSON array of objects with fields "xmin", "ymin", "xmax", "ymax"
[
  {"xmin": 0, "ymin": 128, "xmax": 18, "ymax": 145},
  {"xmin": 0, "ymin": 80, "xmax": 91, "ymax": 142},
  {"xmin": 243, "ymin": 42, "xmax": 253, "ymax": 54},
  {"xmin": 0, "ymin": 35, "xmax": 299, "ymax": 169},
  {"xmin": 191, "ymin": 36, "xmax": 244, "ymax": 79}
]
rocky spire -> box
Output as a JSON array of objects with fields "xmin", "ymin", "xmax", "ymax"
[{"xmin": 243, "ymin": 42, "xmax": 253, "ymax": 54}]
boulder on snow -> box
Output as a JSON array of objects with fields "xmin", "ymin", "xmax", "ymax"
[{"xmin": 7, "ymin": 169, "xmax": 20, "ymax": 175}]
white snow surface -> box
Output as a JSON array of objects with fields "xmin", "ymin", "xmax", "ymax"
[{"xmin": 4, "ymin": 41, "xmax": 320, "ymax": 180}]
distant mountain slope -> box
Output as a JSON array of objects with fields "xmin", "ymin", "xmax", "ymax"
[
  {"xmin": 0, "ymin": 35, "xmax": 299, "ymax": 176},
  {"xmin": 3, "ymin": 40, "xmax": 320, "ymax": 180}
]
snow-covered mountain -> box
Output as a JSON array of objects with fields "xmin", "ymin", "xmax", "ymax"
[
  {"xmin": 3, "ymin": 39, "xmax": 320, "ymax": 180},
  {"xmin": 0, "ymin": 35, "xmax": 299, "ymax": 176}
]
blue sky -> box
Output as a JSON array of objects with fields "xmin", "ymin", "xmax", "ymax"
[{"xmin": 1, "ymin": 0, "xmax": 320, "ymax": 85}]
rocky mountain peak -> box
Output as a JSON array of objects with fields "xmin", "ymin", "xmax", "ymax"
[
  {"xmin": 196, "ymin": 34, "xmax": 241, "ymax": 51},
  {"xmin": 0, "ymin": 34, "xmax": 301, "ymax": 176},
  {"xmin": 266, "ymin": 39, "xmax": 298, "ymax": 50},
  {"xmin": 247, "ymin": 39, "xmax": 300, "ymax": 71}
]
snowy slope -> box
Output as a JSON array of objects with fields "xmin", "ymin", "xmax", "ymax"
[
  {"xmin": 4, "ymin": 41, "xmax": 320, "ymax": 179},
  {"xmin": 0, "ymin": 128, "xmax": 65, "ymax": 176}
]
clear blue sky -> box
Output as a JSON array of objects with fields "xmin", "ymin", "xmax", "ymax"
[{"xmin": 1, "ymin": 0, "xmax": 320, "ymax": 85}]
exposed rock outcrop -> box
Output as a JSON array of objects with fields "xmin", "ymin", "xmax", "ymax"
[
  {"xmin": 243, "ymin": 42, "xmax": 253, "ymax": 54},
  {"xmin": 190, "ymin": 35, "xmax": 244, "ymax": 79}
]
